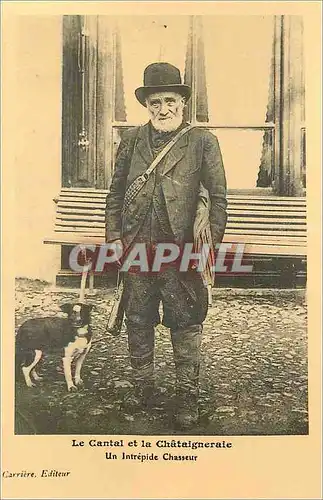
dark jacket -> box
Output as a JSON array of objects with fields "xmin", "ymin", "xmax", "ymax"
[{"xmin": 105, "ymin": 122, "xmax": 227, "ymax": 249}]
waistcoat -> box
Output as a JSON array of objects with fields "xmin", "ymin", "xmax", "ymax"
[{"xmin": 136, "ymin": 126, "xmax": 180, "ymax": 243}]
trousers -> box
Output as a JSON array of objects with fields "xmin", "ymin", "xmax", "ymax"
[{"xmin": 122, "ymin": 266, "xmax": 208, "ymax": 377}]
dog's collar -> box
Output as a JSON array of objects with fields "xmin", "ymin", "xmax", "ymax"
[{"xmin": 74, "ymin": 325, "xmax": 89, "ymax": 337}]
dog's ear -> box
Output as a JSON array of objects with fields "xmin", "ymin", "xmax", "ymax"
[{"xmin": 60, "ymin": 303, "xmax": 72, "ymax": 314}]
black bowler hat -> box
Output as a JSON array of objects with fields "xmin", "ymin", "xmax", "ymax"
[{"xmin": 135, "ymin": 62, "xmax": 191, "ymax": 107}]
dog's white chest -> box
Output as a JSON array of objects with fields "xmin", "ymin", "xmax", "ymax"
[{"xmin": 65, "ymin": 336, "xmax": 88, "ymax": 358}]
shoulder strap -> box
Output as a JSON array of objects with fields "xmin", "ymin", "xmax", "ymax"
[
  {"xmin": 144, "ymin": 124, "xmax": 193, "ymax": 178},
  {"xmin": 122, "ymin": 124, "xmax": 193, "ymax": 215}
]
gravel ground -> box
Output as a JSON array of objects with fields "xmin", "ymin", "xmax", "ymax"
[{"xmin": 15, "ymin": 278, "xmax": 308, "ymax": 436}]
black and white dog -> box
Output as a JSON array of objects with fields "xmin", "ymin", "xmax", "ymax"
[{"xmin": 15, "ymin": 303, "xmax": 93, "ymax": 392}]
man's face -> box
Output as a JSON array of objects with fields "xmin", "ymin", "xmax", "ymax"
[{"xmin": 146, "ymin": 92, "xmax": 185, "ymax": 133}]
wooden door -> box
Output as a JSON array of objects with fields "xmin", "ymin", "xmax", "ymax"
[{"xmin": 61, "ymin": 15, "xmax": 115, "ymax": 189}]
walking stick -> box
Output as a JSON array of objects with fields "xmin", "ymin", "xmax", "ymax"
[
  {"xmin": 106, "ymin": 270, "xmax": 124, "ymax": 336},
  {"xmin": 79, "ymin": 246, "xmax": 91, "ymax": 302}
]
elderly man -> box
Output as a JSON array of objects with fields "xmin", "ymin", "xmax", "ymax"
[{"xmin": 105, "ymin": 62, "xmax": 227, "ymax": 429}]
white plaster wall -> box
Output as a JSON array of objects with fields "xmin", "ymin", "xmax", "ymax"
[{"xmin": 14, "ymin": 16, "xmax": 62, "ymax": 282}]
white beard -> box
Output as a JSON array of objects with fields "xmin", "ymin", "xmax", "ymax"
[{"xmin": 149, "ymin": 111, "xmax": 184, "ymax": 133}]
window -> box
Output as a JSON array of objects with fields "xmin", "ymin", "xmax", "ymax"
[
  {"xmin": 115, "ymin": 16, "xmax": 189, "ymax": 124},
  {"xmin": 203, "ymin": 16, "xmax": 274, "ymax": 125},
  {"xmin": 62, "ymin": 14, "xmax": 305, "ymax": 196}
]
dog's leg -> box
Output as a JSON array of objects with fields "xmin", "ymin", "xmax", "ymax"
[
  {"xmin": 74, "ymin": 342, "xmax": 92, "ymax": 387},
  {"xmin": 63, "ymin": 351, "xmax": 77, "ymax": 392},
  {"xmin": 31, "ymin": 368, "xmax": 43, "ymax": 381},
  {"xmin": 22, "ymin": 350, "xmax": 42, "ymax": 388}
]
